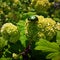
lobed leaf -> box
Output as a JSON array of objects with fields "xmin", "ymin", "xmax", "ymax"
[{"xmin": 35, "ymin": 39, "xmax": 59, "ymax": 52}]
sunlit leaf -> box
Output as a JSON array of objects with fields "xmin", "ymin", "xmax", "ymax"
[{"xmin": 35, "ymin": 39, "xmax": 59, "ymax": 52}]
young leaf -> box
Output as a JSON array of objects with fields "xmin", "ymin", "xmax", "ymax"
[{"xmin": 35, "ymin": 39, "xmax": 59, "ymax": 52}]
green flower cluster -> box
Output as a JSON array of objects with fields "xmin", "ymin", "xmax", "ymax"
[
  {"xmin": 37, "ymin": 16, "xmax": 56, "ymax": 40},
  {"xmin": 31, "ymin": 0, "xmax": 50, "ymax": 14},
  {"xmin": 1, "ymin": 23, "xmax": 20, "ymax": 43}
]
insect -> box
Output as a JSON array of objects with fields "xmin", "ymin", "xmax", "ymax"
[{"xmin": 28, "ymin": 15, "xmax": 38, "ymax": 21}]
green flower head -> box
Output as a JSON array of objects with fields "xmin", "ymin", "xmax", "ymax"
[
  {"xmin": 31, "ymin": 0, "xmax": 50, "ymax": 14},
  {"xmin": 38, "ymin": 16, "xmax": 56, "ymax": 40},
  {"xmin": 1, "ymin": 23, "xmax": 20, "ymax": 43}
]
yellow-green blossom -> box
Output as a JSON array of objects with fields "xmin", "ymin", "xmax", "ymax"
[
  {"xmin": 12, "ymin": 53, "xmax": 19, "ymax": 59},
  {"xmin": 31, "ymin": 0, "xmax": 50, "ymax": 14},
  {"xmin": 1, "ymin": 23, "xmax": 20, "ymax": 43},
  {"xmin": 38, "ymin": 16, "xmax": 56, "ymax": 40}
]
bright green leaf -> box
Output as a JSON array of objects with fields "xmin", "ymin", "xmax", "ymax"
[
  {"xmin": 17, "ymin": 20, "xmax": 27, "ymax": 47},
  {"xmin": 35, "ymin": 39, "xmax": 59, "ymax": 52}
]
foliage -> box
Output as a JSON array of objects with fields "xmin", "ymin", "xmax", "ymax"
[
  {"xmin": 0, "ymin": 0, "xmax": 60, "ymax": 60},
  {"xmin": 35, "ymin": 38, "xmax": 60, "ymax": 60},
  {"xmin": 17, "ymin": 20, "xmax": 27, "ymax": 47},
  {"xmin": 0, "ymin": 37, "xmax": 7, "ymax": 50},
  {"xmin": 56, "ymin": 31, "xmax": 60, "ymax": 45},
  {"xmin": 26, "ymin": 15, "xmax": 38, "ymax": 42},
  {"xmin": 0, "ymin": 58, "xmax": 12, "ymax": 60}
]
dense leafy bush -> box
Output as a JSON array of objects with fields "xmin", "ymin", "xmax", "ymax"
[
  {"xmin": 0, "ymin": 0, "xmax": 60, "ymax": 60},
  {"xmin": 35, "ymin": 37, "xmax": 60, "ymax": 60}
]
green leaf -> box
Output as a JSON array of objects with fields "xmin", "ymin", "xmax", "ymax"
[
  {"xmin": 52, "ymin": 55, "xmax": 60, "ymax": 60},
  {"xmin": 46, "ymin": 52, "xmax": 60, "ymax": 59},
  {"xmin": 0, "ymin": 58, "xmax": 12, "ymax": 60},
  {"xmin": 53, "ymin": 18, "xmax": 60, "ymax": 22},
  {"xmin": 17, "ymin": 20, "xmax": 27, "ymax": 48},
  {"xmin": 27, "ymin": 12, "xmax": 36, "ymax": 17},
  {"xmin": 56, "ymin": 31, "xmax": 60, "ymax": 45},
  {"xmin": 35, "ymin": 39, "xmax": 59, "ymax": 52},
  {"xmin": 0, "ymin": 37, "xmax": 7, "ymax": 50}
]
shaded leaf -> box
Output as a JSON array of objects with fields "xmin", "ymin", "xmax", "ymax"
[
  {"xmin": 46, "ymin": 52, "xmax": 60, "ymax": 59},
  {"xmin": 56, "ymin": 31, "xmax": 60, "ymax": 45},
  {"xmin": 52, "ymin": 55, "xmax": 60, "ymax": 60},
  {"xmin": 0, "ymin": 58, "xmax": 12, "ymax": 60}
]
